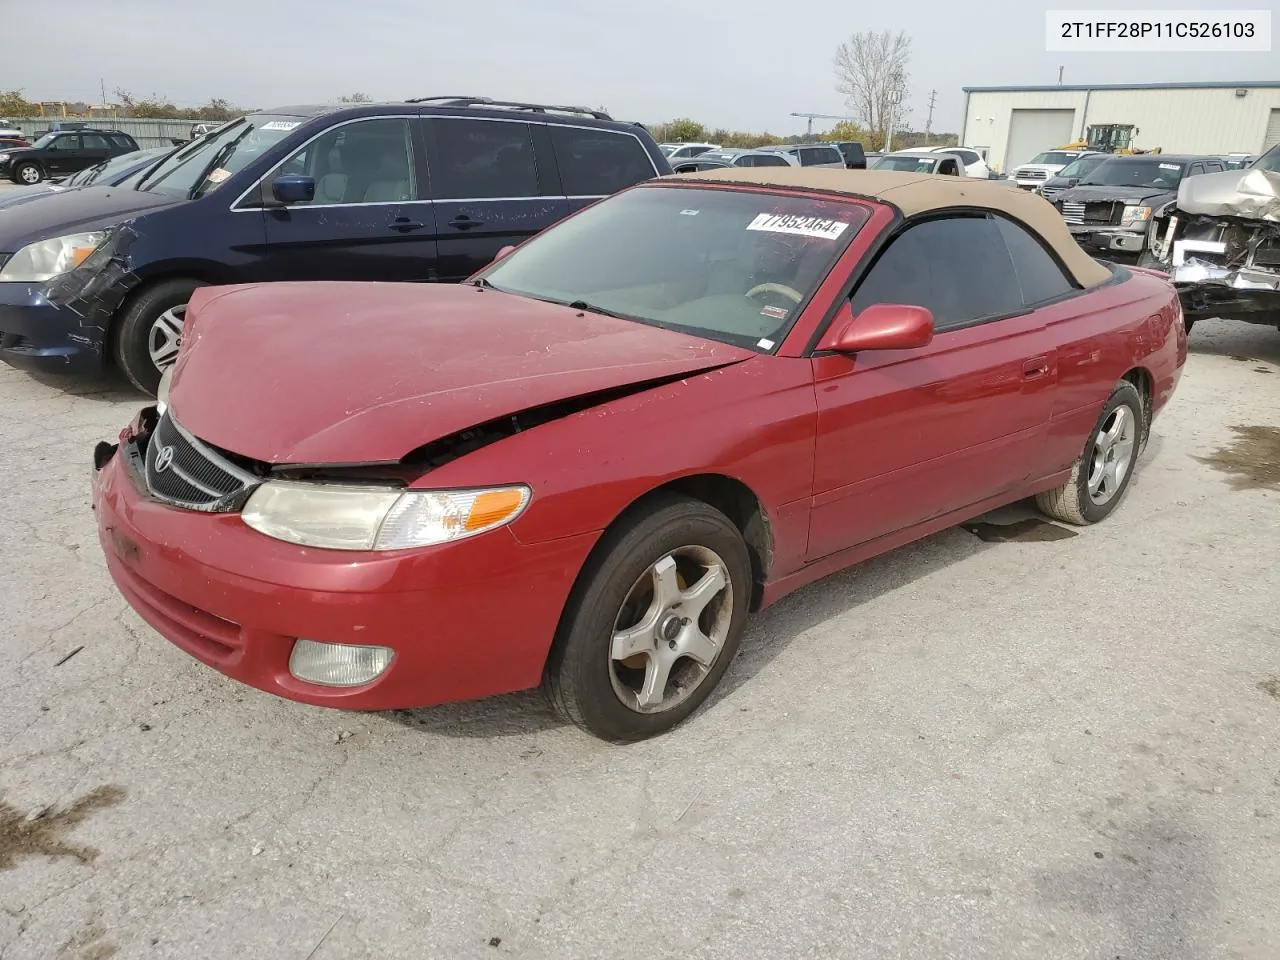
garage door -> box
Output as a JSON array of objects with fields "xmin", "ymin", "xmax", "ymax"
[
  {"xmin": 1264, "ymin": 109, "xmax": 1280, "ymax": 151},
  {"xmin": 1005, "ymin": 109, "xmax": 1076, "ymax": 170}
]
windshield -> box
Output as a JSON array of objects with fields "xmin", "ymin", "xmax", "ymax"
[
  {"xmin": 1078, "ymin": 158, "xmax": 1186, "ymax": 189},
  {"xmin": 660, "ymin": 145, "xmax": 678, "ymax": 156},
  {"xmin": 137, "ymin": 114, "xmax": 303, "ymax": 199},
  {"xmin": 1056, "ymin": 154, "xmax": 1107, "ymax": 179},
  {"xmin": 476, "ymin": 185, "xmax": 868, "ymax": 349},
  {"xmin": 30, "ymin": 133, "xmax": 58, "ymax": 149},
  {"xmin": 871, "ymin": 155, "xmax": 938, "ymax": 173},
  {"xmin": 67, "ymin": 148, "xmax": 157, "ymax": 187},
  {"xmin": 1028, "ymin": 152, "xmax": 1077, "ymax": 165},
  {"xmin": 1254, "ymin": 145, "xmax": 1280, "ymax": 174}
]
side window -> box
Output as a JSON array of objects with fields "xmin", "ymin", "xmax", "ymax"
[
  {"xmin": 47, "ymin": 135, "xmax": 80, "ymax": 151},
  {"xmin": 755, "ymin": 154, "xmax": 790, "ymax": 167},
  {"xmin": 798, "ymin": 148, "xmax": 820, "ymax": 166},
  {"xmin": 81, "ymin": 133, "xmax": 110, "ymax": 150},
  {"xmin": 849, "ymin": 216, "xmax": 1023, "ymax": 331},
  {"xmin": 548, "ymin": 126, "xmax": 654, "ymax": 196},
  {"xmin": 433, "ymin": 119, "xmax": 538, "ymax": 199},
  {"xmin": 994, "ymin": 215, "xmax": 1076, "ymax": 306},
  {"xmin": 734, "ymin": 154, "xmax": 756, "ymax": 167},
  {"xmin": 109, "ymin": 134, "xmax": 133, "ymax": 150},
  {"xmin": 1205, "ymin": 160, "xmax": 1223, "ymax": 173},
  {"xmin": 276, "ymin": 118, "xmax": 417, "ymax": 205},
  {"xmin": 1189, "ymin": 162, "xmax": 1204, "ymax": 177},
  {"xmin": 938, "ymin": 158, "xmax": 959, "ymax": 175}
]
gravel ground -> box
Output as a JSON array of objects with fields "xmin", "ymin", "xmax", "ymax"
[{"xmin": 0, "ymin": 301, "xmax": 1278, "ymax": 959}]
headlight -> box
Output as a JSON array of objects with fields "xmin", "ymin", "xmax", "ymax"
[
  {"xmin": 0, "ymin": 153, "xmax": 10, "ymax": 162},
  {"xmin": 156, "ymin": 367, "xmax": 174, "ymax": 415},
  {"xmin": 241, "ymin": 482, "xmax": 531, "ymax": 551},
  {"xmin": 1121, "ymin": 205, "xmax": 1153, "ymax": 225},
  {"xmin": 0, "ymin": 231, "xmax": 108, "ymax": 283}
]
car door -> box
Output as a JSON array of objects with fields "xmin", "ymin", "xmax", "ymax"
[
  {"xmin": 42, "ymin": 133, "xmax": 85, "ymax": 174},
  {"xmin": 546, "ymin": 124, "xmax": 662, "ymax": 217},
  {"xmin": 257, "ymin": 115, "xmax": 439, "ymax": 282},
  {"xmin": 425, "ymin": 117, "xmax": 568, "ymax": 281},
  {"xmin": 805, "ymin": 213, "xmax": 1064, "ymax": 560},
  {"xmin": 79, "ymin": 132, "xmax": 114, "ymax": 169}
]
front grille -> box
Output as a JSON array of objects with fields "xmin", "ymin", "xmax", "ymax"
[
  {"xmin": 144, "ymin": 410, "xmax": 261, "ymax": 512},
  {"xmin": 1059, "ymin": 201, "xmax": 1122, "ymax": 227},
  {"xmin": 1017, "ymin": 169, "xmax": 1048, "ymax": 180}
]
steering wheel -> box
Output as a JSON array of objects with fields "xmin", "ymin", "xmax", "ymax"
[{"xmin": 746, "ymin": 282, "xmax": 803, "ymax": 304}]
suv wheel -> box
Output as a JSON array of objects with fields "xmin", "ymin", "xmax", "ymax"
[
  {"xmin": 113, "ymin": 278, "xmax": 207, "ymax": 396},
  {"xmin": 13, "ymin": 162, "xmax": 42, "ymax": 185}
]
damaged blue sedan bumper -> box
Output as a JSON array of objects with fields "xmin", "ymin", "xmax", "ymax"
[{"xmin": 0, "ymin": 281, "xmax": 107, "ymax": 375}]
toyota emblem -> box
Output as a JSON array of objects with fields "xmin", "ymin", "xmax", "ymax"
[{"xmin": 153, "ymin": 445, "xmax": 176, "ymax": 473}]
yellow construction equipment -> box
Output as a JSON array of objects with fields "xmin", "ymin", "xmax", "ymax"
[{"xmin": 1059, "ymin": 124, "xmax": 1161, "ymax": 155}]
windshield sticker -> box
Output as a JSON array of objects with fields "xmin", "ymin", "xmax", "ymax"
[
  {"xmin": 747, "ymin": 213, "xmax": 849, "ymax": 240},
  {"xmin": 261, "ymin": 121, "xmax": 301, "ymax": 131},
  {"xmin": 680, "ymin": 209, "xmax": 700, "ymax": 216},
  {"xmin": 206, "ymin": 168, "xmax": 231, "ymax": 184},
  {"xmin": 760, "ymin": 305, "xmax": 789, "ymax": 320},
  {"xmin": 756, "ymin": 338, "xmax": 776, "ymax": 350},
  {"xmin": 1158, "ymin": 162, "xmax": 1180, "ymax": 171}
]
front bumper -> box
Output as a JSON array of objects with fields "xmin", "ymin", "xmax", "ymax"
[
  {"xmin": 1066, "ymin": 224, "xmax": 1148, "ymax": 255},
  {"xmin": 91, "ymin": 419, "xmax": 600, "ymax": 710},
  {"xmin": 0, "ymin": 281, "xmax": 107, "ymax": 374}
]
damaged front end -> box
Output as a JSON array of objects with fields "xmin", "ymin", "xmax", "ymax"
[{"xmin": 1147, "ymin": 168, "xmax": 1280, "ymax": 328}]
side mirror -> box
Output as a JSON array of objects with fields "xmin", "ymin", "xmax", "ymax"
[
  {"xmin": 818, "ymin": 302, "xmax": 934, "ymax": 353},
  {"xmin": 493, "ymin": 244, "xmax": 517, "ymax": 264},
  {"xmin": 271, "ymin": 174, "xmax": 315, "ymax": 204}
]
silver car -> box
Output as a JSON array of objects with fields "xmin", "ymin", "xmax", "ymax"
[{"xmin": 755, "ymin": 143, "xmax": 846, "ymax": 169}]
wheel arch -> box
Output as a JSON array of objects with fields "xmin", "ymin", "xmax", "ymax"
[
  {"xmin": 105, "ymin": 266, "xmax": 228, "ymax": 354},
  {"xmin": 1120, "ymin": 365, "xmax": 1153, "ymax": 448}
]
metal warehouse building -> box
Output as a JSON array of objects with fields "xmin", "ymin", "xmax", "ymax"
[{"xmin": 961, "ymin": 81, "xmax": 1280, "ymax": 174}]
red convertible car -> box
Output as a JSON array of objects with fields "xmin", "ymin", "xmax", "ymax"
[{"xmin": 91, "ymin": 169, "xmax": 1186, "ymax": 741}]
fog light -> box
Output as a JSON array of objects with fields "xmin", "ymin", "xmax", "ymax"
[{"xmin": 288, "ymin": 640, "xmax": 394, "ymax": 687}]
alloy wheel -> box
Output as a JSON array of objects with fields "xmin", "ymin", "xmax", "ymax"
[
  {"xmin": 609, "ymin": 546, "xmax": 734, "ymax": 714},
  {"xmin": 1087, "ymin": 405, "xmax": 1136, "ymax": 505}
]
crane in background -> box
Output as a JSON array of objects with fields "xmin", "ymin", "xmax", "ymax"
[{"xmin": 790, "ymin": 112, "xmax": 859, "ymax": 138}]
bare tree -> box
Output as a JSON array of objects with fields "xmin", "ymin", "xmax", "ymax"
[{"xmin": 833, "ymin": 30, "xmax": 912, "ymax": 148}]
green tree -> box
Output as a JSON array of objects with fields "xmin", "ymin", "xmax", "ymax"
[
  {"xmin": 115, "ymin": 89, "xmax": 183, "ymax": 119},
  {"xmin": 338, "ymin": 92, "xmax": 373, "ymax": 103},
  {"xmin": 664, "ymin": 118, "xmax": 707, "ymax": 142}
]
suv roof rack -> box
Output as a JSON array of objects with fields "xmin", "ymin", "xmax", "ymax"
[{"xmin": 404, "ymin": 96, "xmax": 613, "ymax": 121}]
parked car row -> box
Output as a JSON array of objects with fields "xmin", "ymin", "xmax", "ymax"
[
  {"xmin": 0, "ymin": 127, "xmax": 141, "ymax": 184},
  {"xmin": 663, "ymin": 140, "xmax": 867, "ymax": 171}
]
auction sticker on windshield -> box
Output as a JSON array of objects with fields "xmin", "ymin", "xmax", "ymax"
[
  {"xmin": 261, "ymin": 121, "xmax": 301, "ymax": 131},
  {"xmin": 747, "ymin": 213, "xmax": 850, "ymax": 240},
  {"xmin": 1159, "ymin": 163, "xmax": 1181, "ymax": 170}
]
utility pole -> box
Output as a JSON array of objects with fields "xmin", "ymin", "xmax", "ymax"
[
  {"xmin": 924, "ymin": 89, "xmax": 937, "ymax": 146},
  {"xmin": 1057, "ymin": 65, "xmax": 1064, "ymax": 85},
  {"xmin": 885, "ymin": 70, "xmax": 906, "ymax": 152},
  {"xmin": 99, "ymin": 78, "xmax": 107, "ymax": 107}
]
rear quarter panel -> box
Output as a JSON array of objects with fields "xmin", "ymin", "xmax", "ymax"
[{"xmin": 1042, "ymin": 266, "xmax": 1184, "ymax": 475}]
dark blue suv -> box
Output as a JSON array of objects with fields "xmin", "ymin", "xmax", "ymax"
[{"xmin": 0, "ymin": 97, "xmax": 670, "ymax": 393}]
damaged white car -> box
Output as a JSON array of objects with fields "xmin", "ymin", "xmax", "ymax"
[{"xmin": 1143, "ymin": 145, "xmax": 1280, "ymax": 333}]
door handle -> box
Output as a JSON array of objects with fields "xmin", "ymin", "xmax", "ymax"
[
  {"xmin": 1022, "ymin": 356, "xmax": 1050, "ymax": 380},
  {"xmin": 448, "ymin": 215, "xmax": 483, "ymax": 230},
  {"xmin": 389, "ymin": 218, "xmax": 425, "ymax": 232}
]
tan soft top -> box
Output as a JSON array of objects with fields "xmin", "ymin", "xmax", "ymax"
[{"xmin": 663, "ymin": 168, "xmax": 1113, "ymax": 288}]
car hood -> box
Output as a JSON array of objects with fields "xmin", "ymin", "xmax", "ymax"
[
  {"xmin": 169, "ymin": 282, "xmax": 757, "ymax": 465},
  {"xmin": 0, "ymin": 185, "xmax": 183, "ymax": 252},
  {"xmin": 1176, "ymin": 168, "xmax": 1280, "ymax": 222},
  {"xmin": 0, "ymin": 183, "xmax": 59, "ymax": 210},
  {"xmin": 1058, "ymin": 183, "xmax": 1175, "ymax": 205}
]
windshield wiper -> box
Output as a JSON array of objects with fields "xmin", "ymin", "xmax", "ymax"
[{"xmin": 565, "ymin": 299, "xmax": 632, "ymax": 321}]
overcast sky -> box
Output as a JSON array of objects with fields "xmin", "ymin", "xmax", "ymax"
[{"xmin": 8, "ymin": 0, "xmax": 1278, "ymax": 136}]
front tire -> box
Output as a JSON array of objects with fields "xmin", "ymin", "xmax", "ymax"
[
  {"xmin": 14, "ymin": 162, "xmax": 42, "ymax": 185},
  {"xmin": 546, "ymin": 495, "xmax": 752, "ymax": 742},
  {"xmin": 112, "ymin": 278, "xmax": 207, "ymax": 395},
  {"xmin": 1036, "ymin": 381, "xmax": 1144, "ymax": 526}
]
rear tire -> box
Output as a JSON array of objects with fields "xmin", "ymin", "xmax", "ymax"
[
  {"xmin": 112, "ymin": 278, "xmax": 207, "ymax": 396},
  {"xmin": 14, "ymin": 162, "xmax": 42, "ymax": 185},
  {"xmin": 1037, "ymin": 381, "xmax": 1144, "ymax": 526},
  {"xmin": 546, "ymin": 495, "xmax": 752, "ymax": 742}
]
